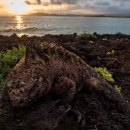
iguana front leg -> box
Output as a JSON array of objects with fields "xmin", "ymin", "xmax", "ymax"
[
  {"xmin": 52, "ymin": 77, "xmax": 86, "ymax": 126},
  {"xmin": 52, "ymin": 76, "xmax": 76, "ymax": 104}
]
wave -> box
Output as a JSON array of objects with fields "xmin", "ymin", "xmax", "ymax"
[{"xmin": 0, "ymin": 27, "xmax": 56, "ymax": 33}]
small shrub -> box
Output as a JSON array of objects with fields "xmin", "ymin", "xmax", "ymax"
[
  {"xmin": 94, "ymin": 67, "xmax": 114, "ymax": 83},
  {"xmin": 78, "ymin": 34, "xmax": 97, "ymax": 39},
  {"xmin": 114, "ymin": 85, "xmax": 121, "ymax": 93},
  {"xmin": 0, "ymin": 46, "xmax": 26, "ymax": 87},
  {"xmin": 106, "ymin": 50, "xmax": 115, "ymax": 55},
  {"xmin": 116, "ymin": 32, "xmax": 124, "ymax": 35},
  {"xmin": 94, "ymin": 67, "xmax": 121, "ymax": 93}
]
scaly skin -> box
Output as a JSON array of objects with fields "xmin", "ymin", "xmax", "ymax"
[{"xmin": 3, "ymin": 40, "xmax": 130, "ymax": 113}]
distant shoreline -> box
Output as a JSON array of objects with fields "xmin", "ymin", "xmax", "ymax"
[
  {"xmin": 24, "ymin": 13, "xmax": 130, "ymax": 18},
  {"xmin": 1, "ymin": 14, "xmax": 130, "ymax": 18}
]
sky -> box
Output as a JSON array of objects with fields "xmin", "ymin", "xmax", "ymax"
[{"xmin": 0, "ymin": 0, "xmax": 130, "ymax": 15}]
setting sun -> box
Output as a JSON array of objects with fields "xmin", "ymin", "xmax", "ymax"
[{"xmin": 6, "ymin": 0, "xmax": 34, "ymax": 15}]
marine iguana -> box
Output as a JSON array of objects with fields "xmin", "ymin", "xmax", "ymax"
[{"xmin": 3, "ymin": 40, "xmax": 130, "ymax": 113}]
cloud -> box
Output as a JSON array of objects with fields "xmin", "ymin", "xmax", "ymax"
[
  {"xmin": 22, "ymin": 0, "xmax": 130, "ymax": 15},
  {"xmin": 50, "ymin": 0, "xmax": 79, "ymax": 5},
  {"xmin": 25, "ymin": 0, "xmax": 41, "ymax": 5},
  {"xmin": 62, "ymin": 0, "xmax": 129, "ymax": 14},
  {"xmin": 25, "ymin": 0, "xmax": 79, "ymax": 5},
  {"xmin": 1, "ymin": 0, "xmax": 130, "ymax": 15},
  {"xmin": 37, "ymin": 0, "xmax": 41, "ymax": 4},
  {"xmin": 73, "ymin": 0, "xmax": 130, "ymax": 15}
]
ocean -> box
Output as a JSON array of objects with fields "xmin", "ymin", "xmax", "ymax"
[{"xmin": 0, "ymin": 16, "xmax": 130, "ymax": 36}]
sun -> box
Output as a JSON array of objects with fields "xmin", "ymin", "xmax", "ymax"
[{"xmin": 7, "ymin": 0, "xmax": 34, "ymax": 15}]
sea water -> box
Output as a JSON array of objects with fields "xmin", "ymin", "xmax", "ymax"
[{"xmin": 0, "ymin": 16, "xmax": 130, "ymax": 36}]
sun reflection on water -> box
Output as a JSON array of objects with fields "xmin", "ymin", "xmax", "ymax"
[{"xmin": 15, "ymin": 16, "xmax": 24, "ymax": 30}]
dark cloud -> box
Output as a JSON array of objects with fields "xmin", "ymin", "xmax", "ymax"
[
  {"xmin": 37, "ymin": 0, "xmax": 41, "ymax": 4},
  {"xmin": 25, "ymin": 0, "xmax": 79, "ymax": 5},
  {"xmin": 94, "ymin": 1, "xmax": 110, "ymax": 6},
  {"xmin": 25, "ymin": 0, "xmax": 31, "ymax": 5},
  {"xmin": 113, "ymin": 0, "xmax": 129, "ymax": 2},
  {"xmin": 80, "ymin": 0, "xmax": 130, "ymax": 14},
  {"xmin": 24, "ymin": 0, "xmax": 130, "ymax": 15},
  {"xmin": 50, "ymin": 0, "xmax": 79, "ymax": 5},
  {"xmin": 25, "ymin": 0, "xmax": 41, "ymax": 5}
]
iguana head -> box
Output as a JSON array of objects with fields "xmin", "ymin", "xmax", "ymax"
[{"xmin": 6, "ymin": 42, "xmax": 50, "ymax": 107}]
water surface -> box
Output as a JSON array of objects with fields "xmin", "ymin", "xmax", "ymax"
[{"xmin": 0, "ymin": 16, "xmax": 130, "ymax": 36}]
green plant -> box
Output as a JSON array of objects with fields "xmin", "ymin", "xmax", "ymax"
[
  {"xmin": 94, "ymin": 67, "xmax": 121, "ymax": 93},
  {"xmin": 78, "ymin": 33, "xmax": 97, "ymax": 39},
  {"xmin": 116, "ymin": 32, "xmax": 124, "ymax": 35},
  {"xmin": 94, "ymin": 67, "xmax": 114, "ymax": 83},
  {"xmin": 114, "ymin": 85, "xmax": 121, "ymax": 93},
  {"xmin": 106, "ymin": 50, "xmax": 115, "ymax": 55},
  {"xmin": 0, "ymin": 46, "xmax": 26, "ymax": 87}
]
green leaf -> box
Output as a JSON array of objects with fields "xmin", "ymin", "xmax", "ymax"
[{"xmin": 0, "ymin": 46, "xmax": 26, "ymax": 87}]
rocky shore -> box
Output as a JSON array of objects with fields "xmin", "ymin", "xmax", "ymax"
[{"xmin": 0, "ymin": 33, "xmax": 130, "ymax": 130}]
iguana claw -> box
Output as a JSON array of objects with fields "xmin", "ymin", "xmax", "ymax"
[{"xmin": 67, "ymin": 109, "xmax": 86, "ymax": 127}]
